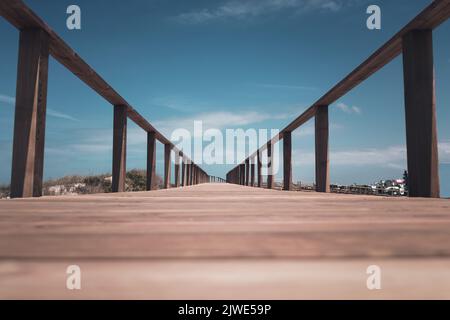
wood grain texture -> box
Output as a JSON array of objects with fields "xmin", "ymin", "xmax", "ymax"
[
  {"xmin": 1, "ymin": 184, "xmax": 450, "ymax": 299},
  {"xmin": 283, "ymin": 131, "xmax": 292, "ymax": 191},
  {"xmin": 146, "ymin": 132, "xmax": 156, "ymax": 191},
  {"xmin": 112, "ymin": 105, "xmax": 127, "ymax": 193},
  {"xmin": 10, "ymin": 28, "xmax": 49, "ymax": 198},
  {"xmin": 402, "ymin": 30, "xmax": 440, "ymax": 198},
  {"xmin": 315, "ymin": 106, "xmax": 330, "ymax": 193}
]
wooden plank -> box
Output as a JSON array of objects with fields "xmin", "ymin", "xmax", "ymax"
[
  {"xmin": 146, "ymin": 132, "xmax": 156, "ymax": 191},
  {"xmin": 402, "ymin": 30, "xmax": 440, "ymax": 198},
  {"xmin": 10, "ymin": 28, "xmax": 49, "ymax": 198},
  {"xmin": 2, "ymin": 259, "xmax": 450, "ymax": 299},
  {"xmin": 283, "ymin": 131, "xmax": 292, "ymax": 191},
  {"xmin": 112, "ymin": 105, "xmax": 127, "ymax": 193},
  {"xmin": 315, "ymin": 107, "xmax": 330, "ymax": 193},
  {"xmin": 1, "ymin": 184, "xmax": 450, "ymax": 260}
]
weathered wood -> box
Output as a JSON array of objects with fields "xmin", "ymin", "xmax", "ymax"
[
  {"xmin": 257, "ymin": 150, "xmax": 262, "ymax": 188},
  {"xmin": 146, "ymin": 132, "xmax": 156, "ymax": 191},
  {"xmin": 315, "ymin": 106, "xmax": 330, "ymax": 193},
  {"xmin": 283, "ymin": 131, "xmax": 292, "ymax": 191},
  {"xmin": 402, "ymin": 30, "xmax": 440, "ymax": 198},
  {"xmin": 10, "ymin": 28, "xmax": 49, "ymax": 198},
  {"xmin": 112, "ymin": 105, "xmax": 127, "ymax": 193},
  {"xmin": 2, "ymin": 183, "xmax": 450, "ymax": 299},
  {"xmin": 267, "ymin": 143, "xmax": 274, "ymax": 189}
]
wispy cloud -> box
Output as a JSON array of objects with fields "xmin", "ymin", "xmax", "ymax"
[
  {"xmin": 173, "ymin": 0, "xmax": 357, "ymax": 24},
  {"xmin": 47, "ymin": 108, "xmax": 79, "ymax": 122},
  {"xmin": 293, "ymin": 141, "xmax": 450, "ymax": 168},
  {"xmin": 0, "ymin": 94, "xmax": 15, "ymax": 105},
  {"xmin": 292, "ymin": 121, "xmax": 343, "ymax": 137},
  {"xmin": 250, "ymin": 83, "xmax": 318, "ymax": 91},
  {"xmin": 336, "ymin": 102, "xmax": 362, "ymax": 115},
  {"xmin": 0, "ymin": 93, "xmax": 78, "ymax": 121},
  {"xmin": 154, "ymin": 109, "xmax": 293, "ymax": 137}
]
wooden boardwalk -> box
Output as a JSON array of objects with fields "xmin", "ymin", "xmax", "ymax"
[{"xmin": 1, "ymin": 183, "xmax": 450, "ymax": 299}]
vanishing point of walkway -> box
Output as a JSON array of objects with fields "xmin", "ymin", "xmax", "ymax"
[{"xmin": 1, "ymin": 183, "xmax": 450, "ymax": 299}]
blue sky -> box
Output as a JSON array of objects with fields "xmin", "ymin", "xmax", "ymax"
[{"xmin": 0, "ymin": 0, "xmax": 449, "ymax": 196}]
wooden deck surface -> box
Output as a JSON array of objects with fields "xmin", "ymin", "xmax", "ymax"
[{"xmin": 1, "ymin": 183, "xmax": 450, "ymax": 299}]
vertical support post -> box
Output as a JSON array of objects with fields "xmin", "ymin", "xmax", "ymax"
[
  {"xmin": 174, "ymin": 151, "xmax": 180, "ymax": 187},
  {"xmin": 402, "ymin": 29, "xmax": 439, "ymax": 198},
  {"xmin": 283, "ymin": 131, "xmax": 292, "ymax": 191},
  {"xmin": 250, "ymin": 157, "xmax": 255, "ymax": 187},
  {"xmin": 267, "ymin": 143, "xmax": 274, "ymax": 189},
  {"xmin": 257, "ymin": 150, "xmax": 262, "ymax": 188},
  {"xmin": 189, "ymin": 163, "xmax": 194, "ymax": 185},
  {"xmin": 245, "ymin": 159, "xmax": 250, "ymax": 186},
  {"xmin": 240, "ymin": 164, "xmax": 245, "ymax": 185},
  {"xmin": 181, "ymin": 158, "xmax": 186, "ymax": 187},
  {"xmin": 11, "ymin": 29, "xmax": 50, "ymax": 198},
  {"xmin": 315, "ymin": 105, "xmax": 330, "ymax": 193},
  {"xmin": 164, "ymin": 144, "xmax": 171, "ymax": 189},
  {"xmin": 146, "ymin": 132, "xmax": 156, "ymax": 191},
  {"xmin": 112, "ymin": 105, "xmax": 127, "ymax": 193}
]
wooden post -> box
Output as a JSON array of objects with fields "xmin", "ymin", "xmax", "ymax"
[
  {"xmin": 283, "ymin": 131, "xmax": 292, "ymax": 191},
  {"xmin": 257, "ymin": 150, "xmax": 262, "ymax": 188},
  {"xmin": 146, "ymin": 132, "xmax": 156, "ymax": 191},
  {"xmin": 250, "ymin": 158, "xmax": 255, "ymax": 187},
  {"xmin": 10, "ymin": 29, "xmax": 50, "ymax": 198},
  {"xmin": 174, "ymin": 152, "xmax": 180, "ymax": 187},
  {"xmin": 315, "ymin": 106, "xmax": 330, "ymax": 193},
  {"xmin": 189, "ymin": 163, "xmax": 194, "ymax": 185},
  {"xmin": 245, "ymin": 159, "xmax": 250, "ymax": 186},
  {"xmin": 402, "ymin": 30, "xmax": 440, "ymax": 198},
  {"xmin": 267, "ymin": 143, "xmax": 274, "ymax": 189},
  {"xmin": 181, "ymin": 158, "xmax": 186, "ymax": 187},
  {"xmin": 164, "ymin": 144, "xmax": 171, "ymax": 189},
  {"xmin": 112, "ymin": 105, "xmax": 127, "ymax": 193}
]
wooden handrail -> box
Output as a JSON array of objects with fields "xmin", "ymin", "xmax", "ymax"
[{"xmin": 228, "ymin": 0, "xmax": 450, "ymax": 198}]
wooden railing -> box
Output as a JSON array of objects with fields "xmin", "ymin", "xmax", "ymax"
[
  {"xmin": 226, "ymin": 0, "xmax": 450, "ymax": 198},
  {"xmin": 0, "ymin": 0, "xmax": 210, "ymax": 198}
]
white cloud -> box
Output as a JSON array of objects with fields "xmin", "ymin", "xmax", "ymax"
[
  {"xmin": 292, "ymin": 141, "xmax": 450, "ymax": 168},
  {"xmin": 47, "ymin": 108, "xmax": 79, "ymax": 122},
  {"xmin": 154, "ymin": 110, "xmax": 292, "ymax": 138},
  {"xmin": 0, "ymin": 93, "xmax": 78, "ymax": 121},
  {"xmin": 0, "ymin": 94, "xmax": 15, "ymax": 105},
  {"xmin": 250, "ymin": 83, "xmax": 318, "ymax": 91},
  {"xmin": 293, "ymin": 122, "xmax": 343, "ymax": 137},
  {"xmin": 174, "ymin": 0, "xmax": 355, "ymax": 24},
  {"xmin": 336, "ymin": 102, "xmax": 362, "ymax": 115}
]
